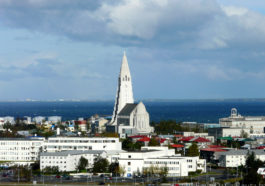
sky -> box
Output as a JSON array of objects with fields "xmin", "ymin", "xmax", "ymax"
[{"xmin": 0, "ymin": 0, "xmax": 265, "ymax": 101}]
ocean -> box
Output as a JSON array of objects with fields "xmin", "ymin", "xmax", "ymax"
[{"xmin": 0, "ymin": 100, "xmax": 265, "ymax": 123}]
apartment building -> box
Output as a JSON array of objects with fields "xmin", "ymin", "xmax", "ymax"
[{"xmin": 0, "ymin": 137, "xmax": 45, "ymax": 165}]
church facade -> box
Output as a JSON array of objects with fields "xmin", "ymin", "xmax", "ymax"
[{"xmin": 108, "ymin": 53, "xmax": 153, "ymax": 136}]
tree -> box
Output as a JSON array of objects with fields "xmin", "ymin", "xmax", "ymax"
[
  {"xmin": 187, "ymin": 143, "xmax": 199, "ymax": 156},
  {"xmin": 109, "ymin": 162, "xmax": 119, "ymax": 176},
  {"xmin": 240, "ymin": 129, "xmax": 248, "ymax": 138},
  {"xmin": 122, "ymin": 138, "xmax": 134, "ymax": 150},
  {"xmin": 242, "ymin": 151, "xmax": 264, "ymax": 184},
  {"xmin": 158, "ymin": 166, "xmax": 168, "ymax": 183},
  {"xmin": 92, "ymin": 158, "xmax": 109, "ymax": 173},
  {"xmin": 43, "ymin": 166, "xmax": 59, "ymax": 175},
  {"xmin": 13, "ymin": 165, "xmax": 31, "ymax": 182},
  {"xmin": 109, "ymin": 163, "xmax": 125, "ymax": 176},
  {"xmin": 77, "ymin": 156, "xmax": 88, "ymax": 172},
  {"xmin": 148, "ymin": 137, "xmax": 160, "ymax": 146}
]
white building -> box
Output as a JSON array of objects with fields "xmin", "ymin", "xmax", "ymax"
[
  {"xmin": 48, "ymin": 116, "xmax": 62, "ymax": 123},
  {"xmin": 107, "ymin": 53, "xmax": 153, "ymax": 136},
  {"xmin": 217, "ymin": 149, "xmax": 265, "ymax": 167},
  {"xmin": 117, "ymin": 102, "xmax": 154, "ymax": 136},
  {"xmin": 91, "ymin": 117, "xmax": 108, "ymax": 133},
  {"xmin": 110, "ymin": 52, "xmax": 134, "ymax": 125},
  {"xmin": 43, "ymin": 137, "xmax": 122, "ymax": 152},
  {"xmin": 0, "ymin": 137, "xmax": 45, "ymax": 165},
  {"xmin": 118, "ymin": 146, "xmax": 206, "ymax": 177},
  {"xmin": 40, "ymin": 150, "xmax": 106, "ymax": 172},
  {"xmin": 33, "ymin": 116, "xmax": 46, "ymax": 124},
  {"xmin": 220, "ymin": 108, "xmax": 265, "ymax": 134}
]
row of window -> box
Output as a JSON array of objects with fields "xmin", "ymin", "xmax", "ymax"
[
  {"xmin": 0, "ymin": 142, "xmax": 42, "ymax": 146},
  {"xmin": 48, "ymin": 140, "xmax": 116, "ymax": 143},
  {"xmin": 144, "ymin": 161, "xmax": 180, "ymax": 165},
  {"xmin": 42, "ymin": 161, "xmax": 67, "ymax": 164}
]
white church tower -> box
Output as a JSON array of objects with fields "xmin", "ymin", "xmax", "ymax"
[{"xmin": 110, "ymin": 52, "xmax": 134, "ymax": 125}]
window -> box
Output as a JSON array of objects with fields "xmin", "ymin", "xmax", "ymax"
[
  {"xmin": 128, "ymin": 155, "xmax": 131, "ymax": 158},
  {"xmin": 128, "ymin": 162, "xmax": 131, "ymax": 166}
]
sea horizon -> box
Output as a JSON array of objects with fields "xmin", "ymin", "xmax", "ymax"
[{"xmin": 0, "ymin": 99, "xmax": 265, "ymax": 123}]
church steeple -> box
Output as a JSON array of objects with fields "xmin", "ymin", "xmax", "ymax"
[{"xmin": 111, "ymin": 52, "xmax": 134, "ymax": 125}]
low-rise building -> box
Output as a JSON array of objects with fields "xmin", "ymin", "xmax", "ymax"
[
  {"xmin": 43, "ymin": 137, "xmax": 122, "ymax": 152},
  {"xmin": 0, "ymin": 137, "xmax": 45, "ymax": 165},
  {"xmin": 217, "ymin": 149, "xmax": 265, "ymax": 167},
  {"xmin": 118, "ymin": 146, "xmax": 206, "ymax": 177},
  {"xmin": 40, "ymin": 150, "xmax": 106, "ymax": 172}
]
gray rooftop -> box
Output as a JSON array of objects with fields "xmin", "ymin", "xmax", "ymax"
[
  {"xmin": 40, "ymin": 150, "xmax": 105, "ymax": 156},
  {"xmin": 217, "ymin": 149, "xmax": 265, "ymax": 156},
  {"xmin": 220, "ymin": 116, "xmax": 265, "ymax": 122},
  {"xmin": 0, "ymin": 137, "xmax": 44, "ymax": 141},
  {"xmin": 118, "ymin": 103, "xmax": 137, "ymax": 116}
]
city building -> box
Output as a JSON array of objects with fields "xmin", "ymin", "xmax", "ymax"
[
  {"xmin": 0, "ymin": 137, "xmax": 45, "ymax": 165},
  {"xmin": 117, "ymin": 102, "xmax": 154, "ymax": 136},
  {"xmin": 217, "ymin": 149, "xmax": 265, "ymax": 167},
  {"xmin": 91, "ymin": 117, "xmax": 108, "ymax": 133},
  {"xmin": 110, "ymin": 52, "xmax": 134, "ymax": 126},
  {"xmin": 220, "ymin": 108, "xmax": 265, "ymax": 134},
  {"xmin": 33, "ymin": 116, "xmax": 46, "ymax": 124},
  {"xmin": 40, "ymin": 150, "xmax": 106, "ymax": 172},
  {"xmin": 208, "ymin": 127, "xmax": 251, "ymax": 139},
  {"xmin": 48, "ymin": 116, "xmax": 62, "ymax": 124},
  {"xmin": 107, "ymin": 53, "xmax": 153, "ymax": 136},
  {"xmin": 43, "ymin": 137, "xmax": 122, "ymax": 152},
  {"xmin": 118, "ymin": 146, "xmax": 206, "ymax": 177}
]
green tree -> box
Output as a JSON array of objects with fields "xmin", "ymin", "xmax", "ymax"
[
  {"xmin": 92, "ymin": 158, "xmax": 109, "ymax": 173},
  {"xmin": 122, "ymin": 138, "xmax": 134, "ymax": 150},
  {"xmin": 109, "ymin": 162, "xmax": 119, "ymax": 176},
  {"xmin": 159, "ymin": 166, "xmax": 168, "ymax": 183},
  {"xmin": 43, "ymin": 166, "xmax": 59, "ymax": 175},
  {"xmin": 77, "ymin": 156, "xmax": 88, "ymax": 171},
  {"xmin": 187, "ymin": 143, "xmax": 199, "ymax": 156},
  {"xmin": 13, "ymin": 166, "xmax": 31, "ymax": 182},
  {"xmin": 148, "ymin": 137, "xmax": 160, "ymax": 146},
  {"xmin": 242, "ymin": 151, "xmax": 264, "ymax": 184}
]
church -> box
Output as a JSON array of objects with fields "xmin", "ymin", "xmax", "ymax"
[{"xmin": 107, "ymin": 53, "xmax": 154, "ymax": 136}]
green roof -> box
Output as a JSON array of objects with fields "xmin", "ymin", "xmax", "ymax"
[{"xmin": 218, "ymin": 136, "xmax": 233, "ymax": 140}]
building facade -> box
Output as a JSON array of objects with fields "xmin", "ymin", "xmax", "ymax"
[
  {"xmin": 110, "ymin": 52, "xmax": 134, "ymax": 125},
  {"xmin": 40, "ymin": 150, "xmax": 106, "ymax": 172},
  {"xmin": 43, "ymin": 137, "xmax": 122, "ymax": 152},
  {"xmin": 0, "ymin": 137, "xmax": 45, "ymax": 165},
  {"xmin": 118, "ymin": 146, "xmax": 206, "ymax": 177},
  {"xmin": 117, "ymin": 102, "xmax": 154, "ymax": 135},
  {"xmin": 220, "ymin": 108, "xmax": 265, "ymax": 134}
]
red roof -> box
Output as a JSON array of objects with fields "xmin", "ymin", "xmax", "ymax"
[
  {"xmin": 160, "ymin": 138, "xmax": 167, "ymax": 143},
  {"xmin": 207, "ymin": 145, "xmax": 226, "ymax": 148},
  {"xmin": 129, "ymin": 135, "xmax": 146, "ymax": 139},
  {"xmin": 137, "ymin": 137, "xmax": 150, "ymax": 142},
  {"xmin": 257, "ymin": 146, "xmax": 265, "ymax": 149},
  {"xmin": 76, "ymin": 120, "xmax": 86, "ymax": 124},
  {"xmin": 179, "ymin": 136, "xmax": 194, "ymax": 142},
  {"xmin": 171, "ymin": 144, "xmax": 184, "ymax": 148},
  {"xmin": 179, "ymin": 136, "xmax": 210, "ymax": 143},
  {"xmin": 192, "ymin": 137, "xmax": 210, "ymax": 143},
  {"xmin": 201, "ymin": 148, "xmax": 227, "ymax": 152}
]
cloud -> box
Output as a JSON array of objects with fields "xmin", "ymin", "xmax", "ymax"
[
  {"xmin": 0, "ymin": 0, "xmax": 264, "ymax": 49},
  {"xmin": 1, "ymin": 0, "xmax": 265, "ymax": 99}
]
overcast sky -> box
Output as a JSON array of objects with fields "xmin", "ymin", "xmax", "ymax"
[{"xmin": 0, "ymin": 0, "xmax": 265, "ymax": 101}]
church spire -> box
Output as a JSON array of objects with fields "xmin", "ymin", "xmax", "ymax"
[{"xmin": 111, "ymin": 52, "xmax": 134, "ymax": 125}]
